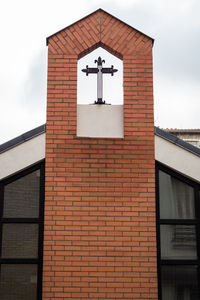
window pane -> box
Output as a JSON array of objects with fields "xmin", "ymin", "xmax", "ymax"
[
  {"xmin": 1, "ymin": 224, "xmax": 38, "ymax": 258},
  {"xmin": 159, "ymin": 170, "xmax": 195, "ymax": 219},
  {"xmin": 160, "ymin": 225, "xmax": 197, "ymax": 259},
  {"xmin": 3, "ymin": 170, "xmax": 40, "ymax": 218},
  {"xmin": 0, "ymin": 264, "xmax": 37, "ymax": 300},
  {"xmin": 161, "ymin": 265, "xmax": 199, "ymax": 300}
]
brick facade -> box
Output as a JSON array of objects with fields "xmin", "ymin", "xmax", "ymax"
[{"xmin": 44, "ymin": 9, "xmax": 157, "ymax": 300}]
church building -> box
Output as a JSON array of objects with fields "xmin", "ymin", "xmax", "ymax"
[{"xmin": 0, "ymin": 8, "xmax": 200, "ymax": 300}]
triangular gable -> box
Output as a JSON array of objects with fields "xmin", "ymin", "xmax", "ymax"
[{"xmin": 46, "ymin": 8, "xmax": 154, "ymax": 58}]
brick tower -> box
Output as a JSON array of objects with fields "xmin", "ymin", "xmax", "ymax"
[{"xmin": 44, "ymin": 8, "xmax": 157, "ymax": 300}]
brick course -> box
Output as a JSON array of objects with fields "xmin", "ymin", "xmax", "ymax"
[{"xmin": 44, "ymin": 8, "xmax": 157, "ymax": 300}]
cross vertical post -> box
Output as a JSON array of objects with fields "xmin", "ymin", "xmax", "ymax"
[{"xmin": 96, "ymin": 57, "xmax": 104, "ymax": 103}]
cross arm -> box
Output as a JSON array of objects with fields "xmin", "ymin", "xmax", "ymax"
[
  {"xmin": 82, "ymin": 66, "xmax": 98, "ymax": 76},
  {"xmin": 102, "ymin": 66, "xmax": 118, "ymax": 76}
]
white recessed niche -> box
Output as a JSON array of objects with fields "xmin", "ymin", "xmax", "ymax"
[{"xmin": 77, "ymin": 48, "xmax": 124, "ymax": 138}]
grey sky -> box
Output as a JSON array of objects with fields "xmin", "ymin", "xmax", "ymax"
[{"xmin": 0, "ymin": 0, "xmax": 199, "ymax": 143}]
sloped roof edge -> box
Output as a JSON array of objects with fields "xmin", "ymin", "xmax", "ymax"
[
  {"xmin": 46, "ymin": 8, "xmax": 154, "ymax": 46},
  {"xmin": 155, "ymin": 127, "xmax": 200, "ymax": 158},
  {"xmin": 0, "ymin": 124, "xmax": 46, "ymax": 154}
]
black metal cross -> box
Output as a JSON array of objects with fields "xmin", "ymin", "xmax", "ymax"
[{"xmin": 82, "ymin": 57, "xmax": 118, "ymax": 104}]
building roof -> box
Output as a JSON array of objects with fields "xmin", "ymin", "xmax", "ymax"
[
  {"xmin": 155, "ymin": 127, "xmax": 200, "ymax": 157},
  {"xmin": 0, "ymin": 125, "xmax": 46, "ymax": 154},
  {"xmin": 46, "ymin": 8, "xmax": 154, "ymax": 46}
]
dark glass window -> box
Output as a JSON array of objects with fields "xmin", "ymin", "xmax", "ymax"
[
  {"xmin": 2, "ymin": 224, "xmax": 38, "ymax": 258},
  {"xmin": 0, "ymin": 264, "xmax": 37, "ymax": 300},
  {"xmin": 159, "ymin": 170, "xmax": 195, "ymax": 219},
  {"xmin": 160, "ymin": 225, "xmax": 197, "ymax": 260},
  {"xmin": 161, "ymin": 265, "xmax": 199, "ymax": 300},
  {"xmin": 157, "ymin": 164, "xmax": 200, "ymax": 300},
  {"xmin": 3, "ymin": 170, "xmax": 40, "ymax": 218},
  {"xmin": 0, "ymin": 162, "xmax": 44, "ymax": 300}
]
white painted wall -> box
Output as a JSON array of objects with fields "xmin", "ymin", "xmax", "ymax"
[
  {"xmin": 77, "ymin": 104, "xmax": 124, "ymax": 138},
  {"xmin": 155, "ymin": 135, "xmax": 200, "ymax": 182},
  {"xmin": 0, "ymin": 134, "xmax": 45, "ymax": 180}
]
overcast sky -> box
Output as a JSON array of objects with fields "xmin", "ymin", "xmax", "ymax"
[{"xmin": 0, "ymin": 0, "xmax": 199, "ymax": 144}]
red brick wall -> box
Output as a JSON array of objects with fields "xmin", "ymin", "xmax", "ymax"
[{"xmin": 43, "ymin": 9, "xmax": 157, "ymax": 300}]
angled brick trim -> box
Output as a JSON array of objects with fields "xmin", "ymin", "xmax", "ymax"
[{"xmin": 47, "ymin": 9, "xmax": 154, "ymax": 57}]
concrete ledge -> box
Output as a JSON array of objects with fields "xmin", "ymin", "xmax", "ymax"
[{"xmin": 77, "ymin": 104, "xmax": 124, "ymax": 138}]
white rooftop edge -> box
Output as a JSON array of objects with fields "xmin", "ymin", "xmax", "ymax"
[
  {"xmin": 155, "ymin": 135, "xmax": 200, "ymax": 182},
  {"xmin": 0, "ymin": 134, "xmax": 45, "ymax": 180}
]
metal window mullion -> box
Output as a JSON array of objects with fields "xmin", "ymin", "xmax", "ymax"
[
  {"xmin": 159, "ymin": 219, "xmax": 197, "ymax": 225},
  {"xmin": 161, "ymin": 259, "xmax": 198, "ymax": 265},
  {"xmin": 155, "ymin": 162, "xmax": 162, "ymax": 300},
  {"xmin": 0, "ymin": 258, "xmax": 39, "ymax": 264},
  {"xmin": 2, "ymin": 218, "xmax": 39, "ymax": 223},
  {"xmin": 0, "ymin": 183, "xmax": 4, "ymax": 258},
  {"xmin": 194, "ymin": 186, "xmax": 200, "ymax": 298},
  {"xmin": 37, "ymin": 161, "xmax": 45, "ymax": 300}
]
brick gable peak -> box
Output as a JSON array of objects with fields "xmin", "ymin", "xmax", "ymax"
[{"xmin": 46, "ymin": 8, "xmax": 154, "ymax": 58}]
